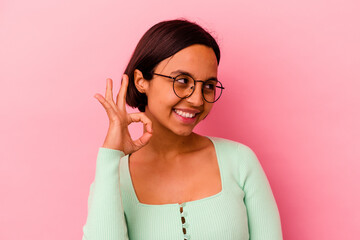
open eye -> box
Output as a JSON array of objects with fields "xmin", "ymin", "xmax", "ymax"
[
  {"xmin": 203, "ymin": 80, "xmax": 217, "ymax": 90},
  {"xmin": 175, "ymin": 75, "xmax": 192, "ymax": 85},
  {"xmin": 176, "ymin": 78, "xmax": 188, "ymax": 84}
]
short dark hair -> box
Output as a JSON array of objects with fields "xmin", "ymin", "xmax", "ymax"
[{"xmin": 124, "ymin": 18, "xmax": 221, "ymax": 112}]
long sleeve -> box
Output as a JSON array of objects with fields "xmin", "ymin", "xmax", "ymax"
[
  {"xmin": 238, "ymin": 145, "xmax": 283, "ymax": 240},
  {"xmin": 82, "ymin": 147, "xmax": 129, "ymax": 240}
]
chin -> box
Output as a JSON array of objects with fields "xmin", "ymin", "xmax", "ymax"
[{"xmin": 172, "ymin": 127, "xmax": 194, "ymax": 137}]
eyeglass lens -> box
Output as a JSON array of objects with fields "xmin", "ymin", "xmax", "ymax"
[{"xmin": 173, "ymin": 75, "xmax": 223, "ymax": 103}]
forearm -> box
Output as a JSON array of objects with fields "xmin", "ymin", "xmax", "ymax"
[{"xmin": 82, "ymin": 147, "xmax": 129, "ymax": 240}]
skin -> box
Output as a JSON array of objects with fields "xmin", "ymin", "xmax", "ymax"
[{"xmin": 133, "ymin": 44, "xmax": 218, "ymax": 161}]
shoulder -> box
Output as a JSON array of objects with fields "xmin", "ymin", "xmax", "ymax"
[
  {"xmin": 207, "ymin": 136, "xmax": 261, "ymax": 172},
  {"xmin": 208, "ymin": 136, "xmax": 268, "ymax": 189},
  {"xmin": 207, "ymin": 136, "xmax": 256, "ymax": 157}
]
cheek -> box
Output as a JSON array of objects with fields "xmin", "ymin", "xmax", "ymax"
[
  {"xmin": 201, "ymin": 104, "xmax": 213, "ymax": 119},
  {"xmin": 204, "ymin": 103, "xmax": 213, "ymax": 113},
  {"xmin": 147, "ymin": 86, "xmax": 179, "ymax": 111}
]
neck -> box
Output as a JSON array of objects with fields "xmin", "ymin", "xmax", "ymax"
[
  {"xmin": 139, "ymin": 110, "xmax": 201, "ymax": 162},
  {"xmin": 147, "ymin": 123, "xmax": 197, "ymax": 156}
]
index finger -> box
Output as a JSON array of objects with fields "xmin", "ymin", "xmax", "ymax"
[
  {"xmin": 128, "ymin": 112, "xmax": 153, "ymax": 133},
  {"xmin": 116, "ymin": 74, "xmax": 129, "ymax": 111}
]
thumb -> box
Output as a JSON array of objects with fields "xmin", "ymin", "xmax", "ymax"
[{"xmin": 133, "ymin": 132, "xmax": 152, "ymax": 151}]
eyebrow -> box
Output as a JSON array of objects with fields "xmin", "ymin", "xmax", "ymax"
[{"xmin": 170, "ymin": 69, "xmax": 218, "ymax": 81}]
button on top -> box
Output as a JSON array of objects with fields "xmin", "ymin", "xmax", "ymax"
[{"xmin": 179, "ymin": 202, "xmax": 189, "ymax": 239}]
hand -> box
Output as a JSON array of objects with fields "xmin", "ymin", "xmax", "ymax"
[{"xmin": 93, "ymin": 74, "xmax": 153, "ymax": 155}]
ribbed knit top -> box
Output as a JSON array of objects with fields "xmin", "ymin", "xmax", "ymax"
[{"xmin": 82, "ymin": 136, "xmax": 283, "ymax": 240}]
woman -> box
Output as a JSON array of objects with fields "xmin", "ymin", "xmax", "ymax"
[{"xmin": 82, "ymin": 19, "xmax": 283, "ymax": 240}]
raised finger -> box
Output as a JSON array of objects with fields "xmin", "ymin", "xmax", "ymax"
[
  {"xmin": 94, "ymin": 93, "xmax": 118, "ymax": 121},
  {"xmin": 104, "ymin": 78, "xmax": 119, "ymax": 111},
  {"xmin": 116, "ymin": 74, "xmax": 129, "ymax": 111},
  {"xmin": 105, "ymin": 78, "xmax": 113, "ymax": 101}
]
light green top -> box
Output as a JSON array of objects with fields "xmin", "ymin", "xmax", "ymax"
[{"xmin": 82, "ymin": 136, "xmax": 283, "ymax": 240}]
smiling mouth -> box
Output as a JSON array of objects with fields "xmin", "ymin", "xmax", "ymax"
[{"xmin": 173, "ymin": 109, "xmax": 197, "ymax": 119}]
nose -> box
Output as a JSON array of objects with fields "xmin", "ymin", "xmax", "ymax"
[{"xmin": 186, "ymin": 82, "xmax": 204, "ymax": 106}]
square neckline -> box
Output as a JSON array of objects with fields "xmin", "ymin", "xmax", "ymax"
[{"xmin": 124, "ymin": 136, "xmax": 224, "ymax": 207}]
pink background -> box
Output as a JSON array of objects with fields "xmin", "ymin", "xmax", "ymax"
[{"xmin": 1, "ymin": 0, "xmax": 359, "ymax": 239}]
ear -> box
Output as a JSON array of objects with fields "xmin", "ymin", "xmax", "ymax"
[{"xmin": 134, "ymin": 69, "xmax": 149, "ymax": 94}]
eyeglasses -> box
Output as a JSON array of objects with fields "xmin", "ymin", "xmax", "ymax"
[{"xmin": 152, "ymin": 72, "xmax": 225, "ymax": 103}]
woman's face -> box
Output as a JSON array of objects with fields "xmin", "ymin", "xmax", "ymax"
[{"xmin": 139, "ymin": 44, "xmax": 218, "ymax": 136}]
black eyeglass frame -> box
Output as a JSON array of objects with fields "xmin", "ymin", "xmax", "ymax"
[{"xmin": 152, "ymin": 72, "xmax": 225, "ymax": 103}]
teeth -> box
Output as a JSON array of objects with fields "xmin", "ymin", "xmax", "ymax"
[{"xmin": 174, "ymin": 109, "xmax": 195, "ymax": 118}]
